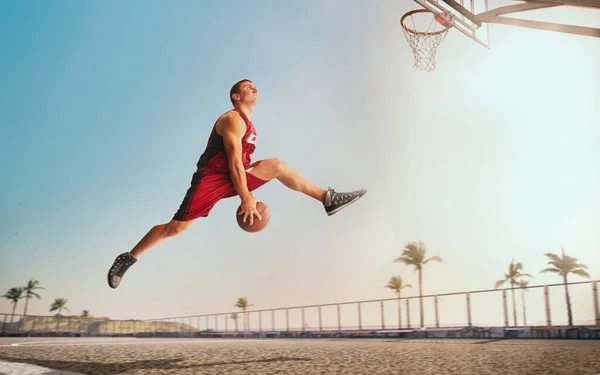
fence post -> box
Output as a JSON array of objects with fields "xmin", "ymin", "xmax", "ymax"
[
  {"xmin": 337, "ymin": 305, "xmax": 341, "ymax": 331},
  {"xmin": 592, "ymin": 281, "xmax": 599, "ymax": 326},
  {"xmin": 466, "ymin": 293, "xmax": 472, "ymax": 328},
  {"xmin": 434, "ymin": 295, "xmax": 440, "ymax": 328},
  {"xmin": 358, "ymin": 303, "xmax": 362, "ymax": 330},
  {"xmin": 271, "ymin": 310, "xmax": 275, "ymax": 331},
  {"xmin": 544, "ymin": 285, "xmax": 552, "ymax": 327},
  {"xmin": 406, "ymin": 299, "xmax": 411, "ymax": 328},
  {"xmin": 259, "ymin": 311, "xmax": 262, "ymax": 332},
  {"xmin": 286, "ymin": 309, "xmax": 290, "ymax": 332},
  {"xmin": 301, "ymin": 308, "xmax": 305, "ymax": 331},
  {"xmin": 398, "ymin": 298, "xmax": 402, "ymax": 329},
  {"xmin": 522, "ymin": 289, "xmax": 528, "ymax": 327},
  {"xmin": 380, "ymin": 300, "xmax": 385, "ymax": 329},
  {"xmin": 502, "ymin": 290, "xmax": 508, "ymax": 327},
  {"xmin": 318, "ymin": 306, "xmax": 322, "ymax": 331}
]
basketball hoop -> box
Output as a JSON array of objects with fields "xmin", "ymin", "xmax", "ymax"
[{"xmin": 401, "ymin": 9, "xmax": 452, "ymax": 72}]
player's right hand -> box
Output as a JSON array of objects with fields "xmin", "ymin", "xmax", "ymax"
[{"xmin": 239, "ymin": 195, "xmax": 262, "ymax": 226}]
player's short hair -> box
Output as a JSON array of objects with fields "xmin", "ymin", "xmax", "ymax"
[{"xmin": 230, "ymin": 79, "xmax": 252, "ymax": 105}]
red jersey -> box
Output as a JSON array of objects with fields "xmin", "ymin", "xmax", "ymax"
[{"xmin": 196, "ymin": 108, "xmax": 258, "ymax": 174}]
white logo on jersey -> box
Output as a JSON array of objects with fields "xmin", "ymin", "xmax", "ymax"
[{"xmin": 247, "ymin": 133, "xmax": 257, "ymax": 145}]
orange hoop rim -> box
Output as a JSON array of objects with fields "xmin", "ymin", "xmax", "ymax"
[{"xmin": 400, "ymin": 9, "xmax": 450, "ymax": 36}]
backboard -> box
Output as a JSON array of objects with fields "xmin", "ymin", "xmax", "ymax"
[
  {"xmin": 413, "ymin": 0, "xmax": 600, "ymax": 49},
  {"xmin": 403, "ymin": 0, "xmax": 600, "ymax": 71},
  {"xmin": 414, "ymin": 0, "xmax": 491, "ymax": 48}
]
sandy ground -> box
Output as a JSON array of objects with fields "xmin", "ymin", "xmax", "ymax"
[{"xmin": 0, "ymin": 337, "xmax": 599, "ymax": 375}]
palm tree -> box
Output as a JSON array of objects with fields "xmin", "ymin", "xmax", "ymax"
[
  {"xmin": 394, "ymin": 241, "xmax": 442, "ymax": 328},
  {"xmin": 494, "ymin": 258, "xmax": 532, "ymax": 327},
  {"xmin": 515, "ymin": 279, "xmax": 529, "ymax": 327},
  {"xmin": 50, "ymin": 298, "xmax": 70, "ymax": 332},
  {"xmin": 540, "ymin": 247, "xmax": 591, "ymax": 326},
  {"xmin": 2, "ymin": 287, "xmax": 24, "ymax": 326},
  {"xmin": 21, "ymin": 278, "xmax": 44, "ymax": 330},
  {"xmin": 234, "ymin": 297, "xmax": 253, "ymax": 332},
  {"xmin": 385, "ymin": 275, "xmax": 412, "ymax": 328}
]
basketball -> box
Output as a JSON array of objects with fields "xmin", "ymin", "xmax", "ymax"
[{"xmin": 236, "ymin": 201, "xmax": 270, "ymax": 232}]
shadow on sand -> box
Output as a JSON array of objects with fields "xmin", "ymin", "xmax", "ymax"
[{"xmin": 0, "ymin": 355, "xmax": 312, "ymax": 374}]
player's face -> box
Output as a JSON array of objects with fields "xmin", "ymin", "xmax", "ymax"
[{"xmin": 238, "ymin": 82, "xmax": 258, "ymax": 104}]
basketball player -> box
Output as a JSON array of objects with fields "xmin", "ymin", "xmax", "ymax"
[{"xmin": 108, "ymin": 79, "xmax": 367, "ymax": 289}]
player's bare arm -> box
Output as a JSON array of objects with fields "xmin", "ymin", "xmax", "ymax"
[{"xmin": 219, "ymin": 111, "xmax": 262, "ymax": 225}]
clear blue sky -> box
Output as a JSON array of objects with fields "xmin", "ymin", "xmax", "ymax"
[{"xmin": 1, "ymin": 0, "xmax": 599, "ymax": 328}]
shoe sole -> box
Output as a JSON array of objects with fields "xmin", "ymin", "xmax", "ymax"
[
  {"xmin": 326, "ymin": 192, "xmax": 367, "ymax": 216},
  {"xmin": 107, "ymin": 256, "xmax": 122, "ymax": 289},
  {"xmin": 107, "ymin": 270, "xmax": 118, "ymax": 289}
]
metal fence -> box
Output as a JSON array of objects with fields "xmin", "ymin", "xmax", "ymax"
[{"xmin": 2, "ymin": 280, "xmax": 598, "ymax": 338}]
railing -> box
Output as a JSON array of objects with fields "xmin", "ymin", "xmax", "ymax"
[
  {"xmin": 141, "ymin": 280, "xmax": 599, "ymax": 333},
  {"xmin": 2, "ymin": 280, "xmax": 598, "ymax": 337}
]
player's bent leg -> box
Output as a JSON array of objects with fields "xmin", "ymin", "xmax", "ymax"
[
  {"xmin": 248, "ymin": 158, "xmax": 326, "ymax": 201},
  {"xmin": 248, "ymin": 158, "xmax": 367, "ymax": 216}
]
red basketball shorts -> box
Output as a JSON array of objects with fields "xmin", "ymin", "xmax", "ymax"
[{"xmin": 173, "ymin": 161, "xmax": 268, "ymax": 221}]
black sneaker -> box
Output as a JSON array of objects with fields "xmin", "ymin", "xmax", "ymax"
[
  {"xmin": 107, "ymin": 252, "xmax": 137, "ymax": 289},
  {"xmin": 323, "ymin": 187, "xmax": 367, "ymax": 216}
]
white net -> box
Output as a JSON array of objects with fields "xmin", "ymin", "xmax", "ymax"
[{"xmin": 401, "ymin": 9, "xmax": 451, "ymax": 72}]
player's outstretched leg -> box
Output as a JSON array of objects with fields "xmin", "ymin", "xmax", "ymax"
[
  {"xmin": 107, "ymin": 219, "xmax": 194, "ymax": 289},
  {"xmin": 248, "ymin": 158, "xmax": 367, "ymax": 215}
]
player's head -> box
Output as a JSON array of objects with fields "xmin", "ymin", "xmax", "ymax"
[{"xmin": 230, "ymin": 79, "xmax": 258, "ymax": 107}]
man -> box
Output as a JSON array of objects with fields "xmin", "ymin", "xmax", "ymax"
[{"xmin": 108, "ymin": 79, "xmax": 367, "ymax": 289}]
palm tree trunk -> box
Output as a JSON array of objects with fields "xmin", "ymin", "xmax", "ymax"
[
  {"xmin": 563, "ymin": 275, "xmax": 573, "ymax": 326},
  {"xmin": 397, "ymin": 293, "xmax": 402, "ymax": 328},
  {"xmin": 10, "ymin": 303, "xmax": 17, "ymax": 325},
  {"xmin": 22, "ymin": 297, "xmax": 30, "ymax": 330},
  {"xmin": 511, "ymin": 285, "xmax": 518, "ymax": 327},
  {"xmin": 419, "ymin": 270, "xmax": 424, "ymax": 328},
  {"xmin": 520, "ymin": 289, "xmax": 527, "ymax": 326},
  {"xmin": 56, "ymin": 307, "xmax": 62, "ymax": 332}
]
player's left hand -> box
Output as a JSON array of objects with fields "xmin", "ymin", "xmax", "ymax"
[{"xmin": 239, "ymin": 195, "xmax": 262, "ymax": 225}]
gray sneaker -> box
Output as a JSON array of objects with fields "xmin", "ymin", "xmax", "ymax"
[
  {"xmin": 107, "ymin": 252, "xmax": 137, "ymax": 289},
  {"xmin": 323, "ymin": 187, "xmax": 367, "ymax": 216}
]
